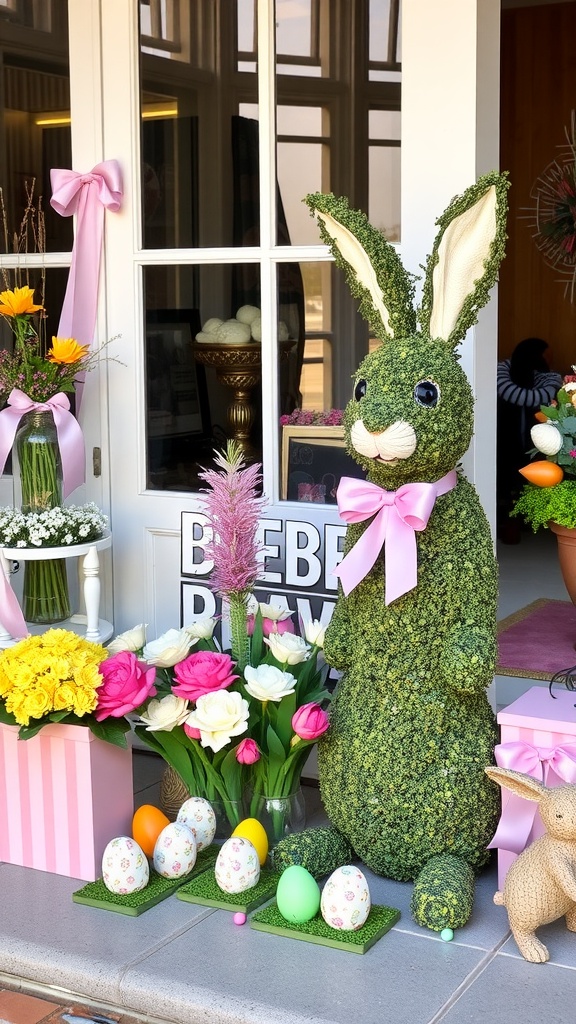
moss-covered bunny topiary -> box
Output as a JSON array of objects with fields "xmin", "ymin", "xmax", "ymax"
[{"xmin": 273, "ymin": 173, "xmax": 509, "ymax": 931}]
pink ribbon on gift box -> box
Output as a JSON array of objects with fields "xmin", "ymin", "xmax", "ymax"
[
  {"xmin": 334, "ymin": 470, "xmax": 457, "ymax": 605},
  {"xmin": 0, "ymin": 389, "xmax": 85, "ymax": 499},
  {"xmin": 488, "ymin": 740, "xmax": 576, "ymax": 854},
  {"xmin": 50, "ymin": 160, "xmax": 123, "ymax": 353}
]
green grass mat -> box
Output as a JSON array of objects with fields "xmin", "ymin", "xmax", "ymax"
[
  {"xmin": 72, "ymin": 847, "xmax": 217, "ymax": 916},
  {"xmin": 250, "ymin": 902, "xmax": 401, "ymax": 953},
  {"xmin": 176, "ymin": 866, "xmax": 280, "ymax": 913}
]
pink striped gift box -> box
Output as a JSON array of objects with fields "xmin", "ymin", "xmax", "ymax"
[
  {"xmin": 0, "ymin": 722, "xmax": 134, "ymax": 880},
  {"xmin": 491, "ymin": 685, "xmax": 576, "ymax": 888}
]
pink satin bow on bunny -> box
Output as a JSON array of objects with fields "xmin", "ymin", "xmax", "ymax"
[
  {"xmin": 50, "ymin": 160, "xmax": 123, "ymax": 362},
  {"xmin": 334, "ymin": 470, "xmax": 457, "ymax": 605}
]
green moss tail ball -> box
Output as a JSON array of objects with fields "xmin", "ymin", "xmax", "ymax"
[
  {"xmin": 410, "ymin": 855, "xmax": 475, "ymax": 930},
  {"xmin": 271, "ymin": 826, "xmax": 354, "ymax": 878}
]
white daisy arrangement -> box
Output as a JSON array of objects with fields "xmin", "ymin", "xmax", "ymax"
[{"xmin": 0, "ymin": 502, "xmax": 108, "ymax": 548}]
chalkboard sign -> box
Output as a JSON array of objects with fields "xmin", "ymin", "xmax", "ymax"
[{"xmin": 281, "ymin": 426, "xmax": 366, "ymax": 504}]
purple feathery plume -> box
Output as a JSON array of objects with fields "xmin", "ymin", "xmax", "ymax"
[{"xmin": 199, "ymin": 441, "xmax": 266, "ymax": 599}]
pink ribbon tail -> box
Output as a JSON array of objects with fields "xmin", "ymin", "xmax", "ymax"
[
  {"xmin": 334, "ymin": 470, "xmax": 457, "ymax": 605},
  {"xmin": 50, "ymin": 160, "xmax": 123, "ymax": 410},
  {"xmin": 487, "ymin": 741, "xmax": 576, "ymax": 854},
  {"xmin": 0, "ymin": 389, "xmax": 85, "ymax": 498},
  {"xmin": 0, "ymin": 562, "xmax": 28, "ymax": 639}
]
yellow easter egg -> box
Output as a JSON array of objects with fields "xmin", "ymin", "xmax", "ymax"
[{"xmin": 231, "ymin": 818, "xmax": 269, "ymax": 865}]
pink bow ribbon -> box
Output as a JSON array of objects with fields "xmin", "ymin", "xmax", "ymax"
[
  {"xmin": 488, "ymin": 740, "xmax": 576, "ymax": 854},
  {"xmin": 334, "ymin": 470, "xmax": 458, "ymax": 605},
  {"xmin": 0, "ymin": 559, "xmax": 27, "ymax": 640},
  {"xmin": 0, "ymin": 389, "xmax": 85, "ymax": 498},
  {"xmin": 50, "ymin": 160, "xmax": 123, "ymax": 390}
]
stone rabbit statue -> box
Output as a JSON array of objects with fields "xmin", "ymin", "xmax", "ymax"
[
  {"xmin": 486, "ymin": 765, "xmax": 576, "ymax": 962},
  {"xmin": 272, "ymin": 173, "xmax": 509, "ymax": 931}
]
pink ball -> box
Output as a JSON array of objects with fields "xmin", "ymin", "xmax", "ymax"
[{"xmin": 233, "ymin": 912, "xmax": 247, "ymax": 926}]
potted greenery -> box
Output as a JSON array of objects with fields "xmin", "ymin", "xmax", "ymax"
[{"xmin": 512, "ymin": 370, "xmax": 576, "ymax": 601}]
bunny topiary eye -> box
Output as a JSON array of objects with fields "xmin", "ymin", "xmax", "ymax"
[
  {"xmin": 414, "ymin": 380, "xmax": 440, "ymax": 408},
  {"xmin": 354, "ymin": 379, "xmax": 367, "ymax": 401}
]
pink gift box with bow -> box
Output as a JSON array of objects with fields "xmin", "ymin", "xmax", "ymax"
[
  {"xmin": 490, "ymin": 685, "xmax": 576, "ymax": 888},
  {"xmin": 0, "ymin": 722, "xmax": 133, "ymax": 881}
]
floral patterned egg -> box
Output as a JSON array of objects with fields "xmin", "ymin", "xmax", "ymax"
[
  {"xmin": 153, "ymin": 822, "xmax": 197, "ymax": 879},
  {"xmin": 320, "ymin": 865, "xmax": 371, "ymax": 931},
  {"xmin": 176, "ymin": 797, "xmax": 216, "ymax": 851},
  {"xmin": 102, "ymin": 836, "xmax": 149, "ymax": 895},
  {"xmin": 214, "ymin": 836, "xmax": 261, "ymax": 895}
]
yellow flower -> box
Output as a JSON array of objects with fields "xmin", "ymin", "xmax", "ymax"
[
  {"xmin": 48, "ymin": 336, "xmax": 90, "ymax": 365},
  {"xmin": 0, "ymin": 285, "xmax": 43, "ymax": 317},
  {"xmin": 53, "ymin": 683, "xmax": 79, "ymax": 712}
]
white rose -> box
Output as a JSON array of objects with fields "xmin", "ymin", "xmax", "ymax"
[
  {"xmin": 244, "ymin": 664, "xmax": 297, "ymax": 702},
  {"xmin": 530, "ymin": 422, "xmax": 563, "ymax": 456},
  {"xmin": 139, "ymin": 695, "xmax": 190, "ymax": 732},
  {"xmin": 259, "ymin": 603, "xmax": 294, "ymax": 623},
  {"xmin": 562, "ymin": 381, "xmax": 576, "ymax": 393},
  {"xmin": 264, "ymin": 631, "xmax": 311, "ymax": 665},
  {"xmin": 184, "ymin": 617, "xmax": 217, "ymax": 640},
  {"xmin": 185, "ymin": 690, "xmax": 249, "ymax": 753},
  {"xmin": 142, "ymin": 628, "xmax": 194, "ymax": 667},
  {"xmin": 107, "ymin": 623, "xmax": 147, "ymax": 654},
  {"xmin": 301, "ymin": 618, "xmax": 326, "ymax": 648}
]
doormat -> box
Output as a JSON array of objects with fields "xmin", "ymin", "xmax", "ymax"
[{"xmin": 497, "ymin": 598, "xmax": 576, "ymax": 680}]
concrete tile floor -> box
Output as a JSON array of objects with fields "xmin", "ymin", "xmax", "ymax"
[{"xmin": 0, "ymin": 528, "xmax": 575, "ymax": 1024}]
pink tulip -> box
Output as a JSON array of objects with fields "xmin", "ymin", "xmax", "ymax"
[
  {"xmin": 95, "ymin": 651, "xmax": 157, "ymax": 720},
  {"xmin": 173, "ymin": 651, "xmax": 238, "ymax": 703},
  {"xmin": 236, "ymin": 738, "xmax": 261, "ymax": 764},
  {"xmin": 262, "ymin": 617, "xmax": 295, "ymax": 637},
  {"xmin": 291, "ymin": 703, "xmax": 330, "ymax": 741},
  {"xmin": 184, "ymin": 722, "xmax": 201, "ymax": 740}
]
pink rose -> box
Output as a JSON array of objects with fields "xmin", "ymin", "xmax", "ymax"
[
  {"xmin": 95, "ymin": 651, "xmax": 157, "ymax": 720},
  {"xmin": 173, "ymin": 651, "xmax": 238, "ymax": 703},
  {"xmin": 236, "ymin": 738, "xmax": 260, "ymax": 764},
  {"xmin": 291, "ymin": 703, "xmax": 330, "ymax": 741}
]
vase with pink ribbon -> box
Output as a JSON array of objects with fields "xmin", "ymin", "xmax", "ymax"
[{"xmin": 12, "ymin": 408, "xmax": 71, "ymax": 623}]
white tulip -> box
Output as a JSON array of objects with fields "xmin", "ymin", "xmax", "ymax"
[
  {"xmin": 185, "ymin": 690, "xmax": 249, "ymax": 753},
  {"xmin": 184, "ymin": 617, "xmax": 217, "ymax": 640},
  {"xmin": 301, "ymin": 618, "xmax": 326, "ymax": 648},
  {"xmin": 530, "ymin": 422, "xmax": 563, "ymax": 456},
  {"xmin": 139, "ymin": 695, "xmax": 190, "ymax": 732},
  {"xmin": 142, "ymin": 628, "xmax": 195, "ymax": 668},
  {"xmin": 264, "ymin": 631, "xmax": 311, "ymax": 665},
  {"xmin": 107, "ymin": 623, "xmax": 147, "ymax": 654},
  {"xmin": 244, "ymin": 664, "xmax": 297, "ymax": 702}
]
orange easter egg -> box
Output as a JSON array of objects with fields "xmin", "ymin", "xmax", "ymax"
[
  {"xmin": 518, "ymin": 461, "xmax": 564, "ymax": 487},
  {"xmin": 534, "ymin": 411, "xmax": 548, "ymax": 423},
  {"xmin": 132, "ymin": 804, "xmax": 170, "ymax": 857}
]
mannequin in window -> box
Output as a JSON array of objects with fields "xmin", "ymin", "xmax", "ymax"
[{"xmin": 496, "ymin": 337, "xmax": 562, "ymax": 542}]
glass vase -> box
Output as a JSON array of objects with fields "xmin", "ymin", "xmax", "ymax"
[
  {"xmin": 247, "ymin": 787, "xmax": 306, "ymax": 848},
  {"xmin": 13, "ymin": 410, "xmax": 71, "ymax": 624}
]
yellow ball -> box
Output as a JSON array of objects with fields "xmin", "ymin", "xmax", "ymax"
[{"xmin": 231, "ymin": 818, "xmax": 269, "ymax": 865}]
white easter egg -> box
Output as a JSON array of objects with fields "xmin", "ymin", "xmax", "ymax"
[
  {"xmin": 102, "ymin": 836, "xmax": 149, "ymax": 895},
  {"xmin": 177, "ymin": 797, "xmax": 216, "ymax": 851},
  {"xmin": 214, "ymin": 836, "xmax": 261, "ymax": 895},
  {"xmin": 153, "ymin": 822, "xmax": 197, "ymax": 879},
  {"xmin": 320, "ymin": 865, "xmax": 371, "ymax": 931}
]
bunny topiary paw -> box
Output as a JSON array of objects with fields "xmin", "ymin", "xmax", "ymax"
[
  {"xmin": 271, "ymin": 825, "xmax": 354, "ymax": 878},
  {"xmin": 410, "ymin": 854, "xmax": 475, "ymax": 931}
]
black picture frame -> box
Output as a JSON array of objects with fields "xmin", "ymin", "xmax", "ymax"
[
  {"xmin": 281, "ymin": 426, "xmax": 366, "ymax": 504},
  {"xmin": 145, "ymin": 308, "xmax": 211, "ymax": 441}
]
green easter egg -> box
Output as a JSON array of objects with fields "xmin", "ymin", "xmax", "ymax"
[{"xmin": 276, "ymin": 864, "xmax": 321, "ymax": 924}]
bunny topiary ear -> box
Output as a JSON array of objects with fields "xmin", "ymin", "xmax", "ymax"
[
  {"xmin": 305, "ymin": 192, "xmax": 417, "ymax": 341},
  {"xmin": 419, "ymin": 171, "xmax": 509, "ymax": 349}
]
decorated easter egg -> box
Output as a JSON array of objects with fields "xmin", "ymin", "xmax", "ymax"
[
  {"xmin": 102, "ymin": 836, "xmax": 149, "ymax": 895},
  {"xmin": 320, "ymin": 866, "xmax": 371, "ymax": 931},
  {"xmin": 214, "ymin": 836, "xmax": 260, "ymax": 895},
  {"xmin": 276, "ymin": 864, "xmax": 321, "ymax": 924},
  {"xmin": 153, "ymin": 822, "xmax": 197, "ymax": 879},
  {"xmin": 132, "ymin": 804, "xmax": 170, "ymax": 857},
  {"xmin": 231, "ymin": 817, "xmax": 269, "ymax": 865},
  {"xmin": 177, "ymin": 797, "xmax": 216, "ymax": 851}
]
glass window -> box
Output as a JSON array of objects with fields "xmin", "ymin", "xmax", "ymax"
[{"xmin": 144, "ymin": 263, "xmax": 263, "ymax": 491}]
